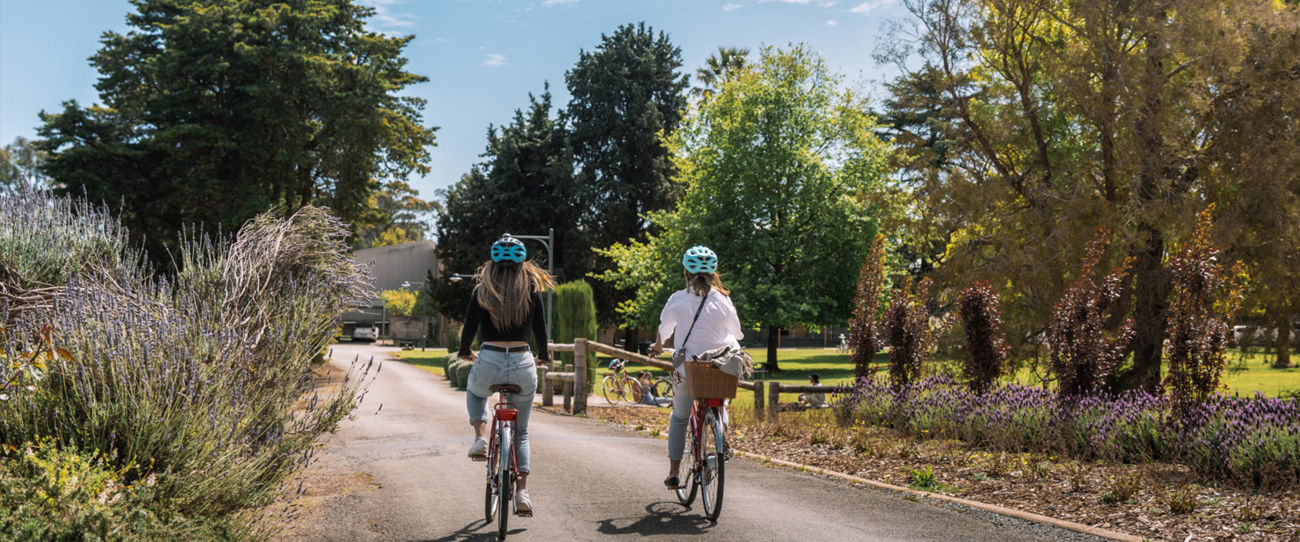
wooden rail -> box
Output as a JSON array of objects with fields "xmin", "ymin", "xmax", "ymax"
[{"xmin": 762, "ymin": 382, "xmax": 853, "ymax": 421}]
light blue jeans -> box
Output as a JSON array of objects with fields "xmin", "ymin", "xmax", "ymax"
[
  {"xmin": 466, "ymin": 349, "xmax": 538, "ymax": 473},
  {"xmin": 668, "ymin": 366, "xmax": 693, "ymax": 461}
]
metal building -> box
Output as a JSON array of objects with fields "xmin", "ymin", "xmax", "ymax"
[{"xmin": 342, "ymin": 240, "xmax": 437, "ymax": 340}]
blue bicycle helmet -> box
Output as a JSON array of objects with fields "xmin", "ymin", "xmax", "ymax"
[
  {"xmin": 682, "ymin": 246, "xmax": 718, "ymax": 274},
  {"xmin": 491, "ymin": 235, "xmax": 526, "ymax": 264}
]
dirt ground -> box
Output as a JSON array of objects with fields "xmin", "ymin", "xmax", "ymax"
[{"xmin": 587, "ymin": 404, "xmax": 1300, "ymax": 542}]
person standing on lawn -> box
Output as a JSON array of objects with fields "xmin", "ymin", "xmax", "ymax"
[
  {"xmin": 649, "ymin": 246, "xmax": 744, "ymax": 490},
  {"xmin": 459, "ymin": 235, "xmax": 556, "ymax": 515}
]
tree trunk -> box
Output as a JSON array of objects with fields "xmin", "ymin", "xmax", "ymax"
[
  {"xmin": 1121, "ymin": 221, "xmax": 1169, "ymax": 392},
  {"xmin": 766, "ymin": 325, "xmax": 781, "ymax": 372},
  {"xmin": 1274, "ymin": 314, "xmax": 1292, "ymax": 368}
]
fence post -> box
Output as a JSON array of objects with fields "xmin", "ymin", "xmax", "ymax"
[
  {"xmin": 540, "ymin": 365, "xmax": 552, "ymax": 407},
  {"xmin": 563, "ymin": 377, "xmax": 572, "ymax": 413},
  {"xmin": 767, "ymin": 381, "xmax": 781, "ymax": 421},
  {"xmin": 753, "ymin": 376, "xmax": 766, "ymax": 421},
  {"xmin": 574, "ymin": 338, "xmax": 588, "ymax": 414}
]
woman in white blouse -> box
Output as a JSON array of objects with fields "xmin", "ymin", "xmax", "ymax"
[{"xmin": 648, "ymin": 246, "xmax": 744, "ymax": 490}]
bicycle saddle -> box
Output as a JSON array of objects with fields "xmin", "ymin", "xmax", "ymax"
[{"xmin": 490, "ymin": 384, "xmax": 522, "ymax": 394}]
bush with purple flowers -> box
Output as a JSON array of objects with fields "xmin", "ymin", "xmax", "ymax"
[
  {"xmin": 0, "ymin": 185, "xmax": 375, "ymax": 536},
  {"xmin": 837, "ymin": 375, "xmax": 1300, "ymax": 488}
]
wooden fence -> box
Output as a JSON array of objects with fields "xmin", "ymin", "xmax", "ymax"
[{"xmin": 538, "ymin": 339, "xmax": 850, "ymax": 418}]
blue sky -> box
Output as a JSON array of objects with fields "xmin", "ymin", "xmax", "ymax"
[{"xmin": 0, "ymin": 0, "xmax": 909, "ymax": 200}]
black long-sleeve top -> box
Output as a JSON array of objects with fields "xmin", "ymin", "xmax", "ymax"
[{"xmin": 458, "ymin": 290, "xmax": 549, "ymax": 360}]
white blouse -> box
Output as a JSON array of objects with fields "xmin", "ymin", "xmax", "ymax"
[{"xmin": 657, "ymin": 288, "xmax": 744, "ymax": 358}]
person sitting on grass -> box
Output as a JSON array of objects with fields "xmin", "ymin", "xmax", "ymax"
[{"xmin": 797, "ymin": 373, "xmax": 827, "ymax": 409}]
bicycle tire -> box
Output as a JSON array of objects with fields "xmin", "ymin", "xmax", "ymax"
[
  {"xmin": 621, "ymin": 376, "xmax": 644, "ymax": 405},
  {"xmin": 675, "ymin": 410, "xmax": 698, "ymax": 506},
  {"xmin": 699, "ymin": 407, "xmax": 726, "ymax": 521},
  {"xmin": 601, "ymin": 375, "xmax": 619, "ymax": 405},
  {"xmin": 484, "ymin": 468, "xmax": 498, "ymax": 522},
  {"xmin": 652, "ymin": 379, "xmax": 673, "ymax": 403},
  {"xmin": 498, "ymin": 422, "xmax": 512, "ymax": 539}
]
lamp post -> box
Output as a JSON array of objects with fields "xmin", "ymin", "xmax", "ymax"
[{"xmin": 503, "ymin": 229, "xmax": 554, "ymax": 342}]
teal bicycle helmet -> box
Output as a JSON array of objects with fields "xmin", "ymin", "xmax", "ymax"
[
  {"xmin": 491, "ymin": 235, "xmax": 526, "ymax": 264},
  {"xmin": 682, "ymin": 246, "xmax": 718, "ymax": 274}
]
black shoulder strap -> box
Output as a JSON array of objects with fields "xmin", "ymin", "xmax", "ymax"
[{"xmin": 678, "ymin": 290, "xmax": 709, "ymax": 354}]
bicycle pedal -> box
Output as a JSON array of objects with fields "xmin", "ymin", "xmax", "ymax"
[
  {"xmin": 470, "ymin": 456, "xmax": 488, "ymax": 462},
  {"xmin": 515, "ymin": 510, "xmax": 533, "ymax": 518}
]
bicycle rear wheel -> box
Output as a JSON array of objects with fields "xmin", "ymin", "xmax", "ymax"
[
  {"xmin": 675, "ymin": 413, "xmax": 698, "ymax": 506},
  {"xmin": 699, "ymin": 408, "xmax": 726, "ymax": 521},
  {"xmin": 497, "ymin": 422, "xmax": 512, "ymax": 539},
  {"xmin": 620, "ymin": 377, "xmax": 644, "ymax": 405},
  {"xmin": 652, "ymin": 379, "xmax": 673, "ymax": 403},
  {"xmin": 484, "ymin": 466, "xmax": 498, "ymax": 522}
]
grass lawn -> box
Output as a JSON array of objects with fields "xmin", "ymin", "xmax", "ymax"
[
  {"xmin": 395, "ymin": 349, "xmax": 448, "ymax": 376},
  {"xmin": 394, "ymin": 346, "xmax": 1300, "ymax": 406}
]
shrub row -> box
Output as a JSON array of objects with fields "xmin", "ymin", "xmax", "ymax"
[{"xmin": 836, "ymin": 376, "xmax": 1300, "ymax": 489}]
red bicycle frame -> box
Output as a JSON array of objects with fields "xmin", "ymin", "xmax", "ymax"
[{"xmin": 488, "ymin": 399, "xmax": 519, "ymax": 475}]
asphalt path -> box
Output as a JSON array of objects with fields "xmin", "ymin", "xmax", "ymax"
[{"xmin": 275, "ymin": 343, "xmax": 1079, "ymax": 542}]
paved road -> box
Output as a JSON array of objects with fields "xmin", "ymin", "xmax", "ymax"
[{"xmin": 276, "ymin": 343, "xmax": 1083, "ymax": 542}]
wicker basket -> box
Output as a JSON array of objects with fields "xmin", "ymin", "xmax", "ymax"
[{"xmin": 685, "ymin": 361, "xmax": 738, "ymax": 399}]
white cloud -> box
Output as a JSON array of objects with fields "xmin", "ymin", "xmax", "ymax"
[
  {"xmin": 849, "ymin": 0, "xmax": 893, "ymax": 14},
  {"xmin": 722, "ymin": 3, "xmax": 743, "ymax": 11},
  {"xmin": 543, "ymin": 0, "xmax": 579, "ymax": 4},
  {"xmin": 482, "ymin": 53, "xmax": 507, "ymax": 67},
  {"xmin": 826, "ymin": 19, "xmax": 839, "ymax": 26},
  {"xmin": 358, "ymin": 0, "xmax": 416, "ymax": 35}
]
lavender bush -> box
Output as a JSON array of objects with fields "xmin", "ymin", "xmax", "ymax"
[
  {"xmin": 1, "ymin": 186, "xmax": 374, "ymax": 536},
  {"xmin": 838, "ymin": 376, "xmax": 1300, "ymax": 488}
]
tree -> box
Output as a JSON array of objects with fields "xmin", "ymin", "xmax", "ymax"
[
  {"xmin": 849, "ymin": 234, "xmax": 888, "ymax": 381},
  {"xmin": 885, "ymin": 0, "xmax": 1300, "ymax": 390},
  {"xmin": 431, "ymin": 88, "xmax": 583, "ymax": 320},
  {"xmin": 565, "ymin": 22, "xmax": 689, "ymax": 325},
  {"xmin": 552, "ymin": 280, "xmax": 599, "ymax": 386},
  {"xmin": 598, "ymin": 45, "xmax": 892, "ymax": 371},
  {"xmin": 0, "ymin": 137, "xmax": 48, "ymax": 189},
  {"xmin": 691, "ymin": 46, "xmax": 750, "ymax": 101},
  {"xmin": 37, "ymin": 0, "xmax": 436, "ymax": 261},
  {"xmin": 355, "ymin": 180, "xmax": 440, "ymax": 249}
]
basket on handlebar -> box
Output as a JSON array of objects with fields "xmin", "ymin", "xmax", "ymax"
[{"xmin": 684, "ymin": 361, "xmax": 738, "ymax": 399}]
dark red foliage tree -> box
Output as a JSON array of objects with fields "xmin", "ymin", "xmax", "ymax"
[
  {"xmin": 958, "ymin": 281, "xmax": 1010, "ymax": 394},
  {"xmin": 1164, "ymin": 205, "xmax": 1246, "ymax": 406},
  {"xmin": 1048, "ymin": 229, "xmax": 1134, "ymax": 397},
  {"xmin": 884, "ymin": 278, "xmax": 941, "ymax": 388},
  {"xmin": 849, "ymin": 234, "xmax": 887, "ymax": 381}
]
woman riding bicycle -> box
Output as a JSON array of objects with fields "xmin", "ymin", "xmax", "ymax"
[
  {"xmin": 648, "ymin": 246, "xmax": 743, "ymax": 491},
  {"xmin": 460, "ymin": 235, "xmax": 556, "ymax": 515}
]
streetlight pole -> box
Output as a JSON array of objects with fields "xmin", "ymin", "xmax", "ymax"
[{"xmin": 503, "ymin": 229, "xmax": 554, "ymax": 342}]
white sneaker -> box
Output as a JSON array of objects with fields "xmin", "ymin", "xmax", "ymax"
[
  {"xmin": 468, "ymin": 437, "xmax": 487, "ymax": 461},
  {"xmin": 514, "ymin": 489, "xmax": 533, "ymax": 516}
]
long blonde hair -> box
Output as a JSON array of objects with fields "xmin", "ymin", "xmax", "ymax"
[
  {"xmin": 684, "ymin": 270, "xmax": 730, "ymax": 297},
  {"xmin": 474, "ymin": 260, "xmax": 556, "ymax": 329}
]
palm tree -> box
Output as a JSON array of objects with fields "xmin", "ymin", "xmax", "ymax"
[{"xmin": 692, "ymin": 47, "xmax": 751, "ymax": 101}]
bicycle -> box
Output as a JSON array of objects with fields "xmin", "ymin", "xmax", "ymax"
[
  {"xmin": 601, "ymin": 358, "xmax": 644, "ymax": 405},
  {"xmin": 674, "ymin": 395, "xmax": 728, "ymax": 521},
  {"xmin": 482, "ymin": 384, "xmax": 527, "ymax": 540},
  {"xmin": 637, "ymin": 370, "xmax": 673, "ymax": 404}
]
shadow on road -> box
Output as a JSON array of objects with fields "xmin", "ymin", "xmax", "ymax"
[
  {"xmin": 412, "ymin": 518, "xmax": 525, "ymax": 542},
  {"xmin": 595, "ymin": 502, "xmax": 713, "ymax": 536}
]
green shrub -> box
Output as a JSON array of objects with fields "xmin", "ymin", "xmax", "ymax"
[
  {"xmin": 455, "ymin": 362, "xmax": 474, "ymax": 391},
  {"xmin": 552, "ymin": 280, "xmax": 598, "ymax": 387},
  {"xmin": 442, "ymin": 354, "xmax": 457, "ymax": 378},
  {"xmin": 442, "ymin": 322, "xmax": 462, "ymax": 353},
  {"xmin": 0, "ymin": 439, "xmax": 238, "ymax": 541},
  {"xmin": 0, "ymin": 188, "xmax": 373, "ymax": 535}
]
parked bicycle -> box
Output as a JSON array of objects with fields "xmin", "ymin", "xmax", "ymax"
[
  {"xmin": 674, "ymin": 393, "xmax": 729, "ymax": 521},
  {"xmin": 637, "ymin": 370, "xmax": 674, "ymax": 404},
  {"xmin": 481, "ymin": 384, "xmax": 528, "ymax": 539},
  {"xmin": 601, "ymin": 358, "xmax": 644, "ymax": 405}
]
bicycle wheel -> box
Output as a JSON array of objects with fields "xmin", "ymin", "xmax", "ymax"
[
  {"xmin": 699, "ymin": 407, "xmax": 726, "ymax": 521},
  {"xmin": 675, "ymin": 412, "xmax": 698, "ymax": 506},
  {"xmin": 601, "ymin": 375, "xmax": 619, "ymax": 405},
  {"xmin": 652, "ymin": 379, "xmax": 673, "ymax": 403},
  {"xmin": 620, "ymin": 377, "xmax": 644, "ymax": 405},
  {"xmin": 484, "ymin": 444, "xmax": 499, "ymax": 522},
  {"xmin": 497, "ymin": 422, "xmax": 512, "ymax": 539}
]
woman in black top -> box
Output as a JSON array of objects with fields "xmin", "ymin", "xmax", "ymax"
[{"xmin": 459, "ymin": 235, "xmax": 555, "ymax": 516}]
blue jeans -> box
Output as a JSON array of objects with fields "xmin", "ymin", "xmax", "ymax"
[{"xmin": 466, "ymin": 348, "xmax": 538, "ymax": 473}]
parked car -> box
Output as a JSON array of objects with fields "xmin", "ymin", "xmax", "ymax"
[{"xmin": 351, "ymin": 325, "xmax": 378, "ymax": 342}]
